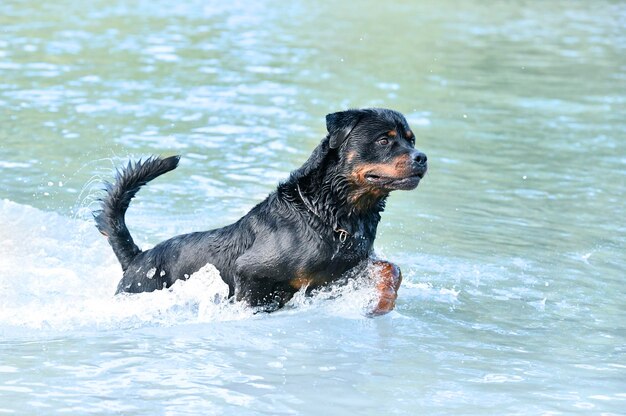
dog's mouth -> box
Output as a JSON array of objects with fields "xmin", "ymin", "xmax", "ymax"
[{"xmin": 365, "ymin": 169, "xmax": 426, "ymax": 190}]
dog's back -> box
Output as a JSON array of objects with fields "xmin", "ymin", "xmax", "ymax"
[{"xmin": 115, "ymin": 223, "xmax": 252, "ymax": 295}]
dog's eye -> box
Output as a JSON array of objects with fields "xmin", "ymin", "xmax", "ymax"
[{"xmin": 377, "ymin": 137, "xmax": 390, "ymax": 146}]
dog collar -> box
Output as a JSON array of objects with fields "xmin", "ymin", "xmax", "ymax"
[{"xmin": 296, "ymin": 183, "xmax": 350, "ymax": 243}]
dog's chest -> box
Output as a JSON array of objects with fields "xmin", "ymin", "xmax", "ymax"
[
  {"xmin": 334, "ymin": 228, "xmax": 372, "ymax": 260},
  {"xmin": 310, "ymin": 223, "xmax": 374, "ymax": 272},
  {"xmin": 288, "ymin": 232, "xmax": 372, "ymax": 291}
]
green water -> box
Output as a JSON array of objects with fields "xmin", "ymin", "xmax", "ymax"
[{"xmin": 1, "ymin": 0, "xmax": 625, "ymax": 414}]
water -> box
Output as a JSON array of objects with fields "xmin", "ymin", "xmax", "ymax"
[{"xmin": 1, "ymin": 0, "xmax": 625, "ymax": 414}]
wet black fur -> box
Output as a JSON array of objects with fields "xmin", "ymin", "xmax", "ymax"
[{"xmin": 94, "ymin": 108, "xmax": 427, "ymax": 311}]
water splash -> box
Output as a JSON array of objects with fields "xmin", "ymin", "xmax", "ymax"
[
  {"xmin": 0, "ymin": 200, "xmax": 253, "ymax": 331},
  {"xmin": 0, "ymin": 200, "xmax": 391, "ymax": 332}
]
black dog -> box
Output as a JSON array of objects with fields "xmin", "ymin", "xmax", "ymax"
[{"xmin": 94, "ymin": 108, "xmax": 427, "ymax": 314}]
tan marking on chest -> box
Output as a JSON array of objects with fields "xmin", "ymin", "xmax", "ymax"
[
  {"xmin": 289, "ymin": 269, "xmax": 330, "ymax": 290},
  {"xmin": 289, "ymin": 276, "xmax": 315, "ymax": 290}
]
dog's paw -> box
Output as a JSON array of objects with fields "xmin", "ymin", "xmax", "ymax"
[{"xmin": 368, "ymin": 261, "xmax": 402, "ymax": 316}]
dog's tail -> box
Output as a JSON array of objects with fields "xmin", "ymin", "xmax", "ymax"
[{"xmin": 93, "ymin": 155, "xmax": 180, "ymax": 271}]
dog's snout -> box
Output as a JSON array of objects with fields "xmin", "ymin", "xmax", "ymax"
[{"xmin": 412, "ymin": 151, "xmax": 427, "ymax": 166}]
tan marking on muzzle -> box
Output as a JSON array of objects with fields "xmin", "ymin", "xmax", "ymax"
[{"xmin": 351, "ymin": 154, "xmax": 415, "ymax": 184}]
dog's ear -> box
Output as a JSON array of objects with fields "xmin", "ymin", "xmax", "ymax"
[
  {"xmin": 288, "ymin": 137, "xmax": 331, "ymax": 182},
  {"xmin": 326, "ymin": 109, "xmax": 363, "ymax": 149}
]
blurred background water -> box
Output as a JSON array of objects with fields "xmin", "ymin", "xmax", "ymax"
[{"xmin": 1, "ymin": 0, "xmax": 625, "ymax": 414}]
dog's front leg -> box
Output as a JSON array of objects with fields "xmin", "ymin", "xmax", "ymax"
[
  {"xmin": 233, "ymin": 246, "xmax": 294, "ymax": 312},
  {"xmin": 367, "ymin": 260, "xmax": 403, "ymax": 316},
  {"xmin": 234, "ymin": 273, "xmax": 293, "ymax": 312}
]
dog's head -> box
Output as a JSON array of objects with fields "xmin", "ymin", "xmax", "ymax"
[{"xmin": 326, "ymin": 108, "xmax": 427, "ymax": 195}]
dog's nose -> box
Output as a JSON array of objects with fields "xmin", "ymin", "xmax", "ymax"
[{"xmin": 412, "ymin": 151, "xmax": 427, "ymax": 166}]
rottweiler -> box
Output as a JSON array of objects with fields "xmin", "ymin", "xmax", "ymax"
[{"xmin": 94, "ymin": 108, "xmax": 427, "ymax": 315}]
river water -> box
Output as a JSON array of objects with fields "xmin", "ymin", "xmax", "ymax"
[{"xmin": 1, "ymin": 1, "xmax": 625, "ymax": 414}]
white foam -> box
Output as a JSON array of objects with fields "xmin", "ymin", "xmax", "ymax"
[
  {"xmin": 402, "ymin": 281, "xmax": 460, "ymax": 303},
  {"xmin": 281, "ymin": 265, "xmax": 383, "ymax": 319},
  {"xmin": 0, "ymin": 200, "xmax": 252, "ymax": 331}
]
